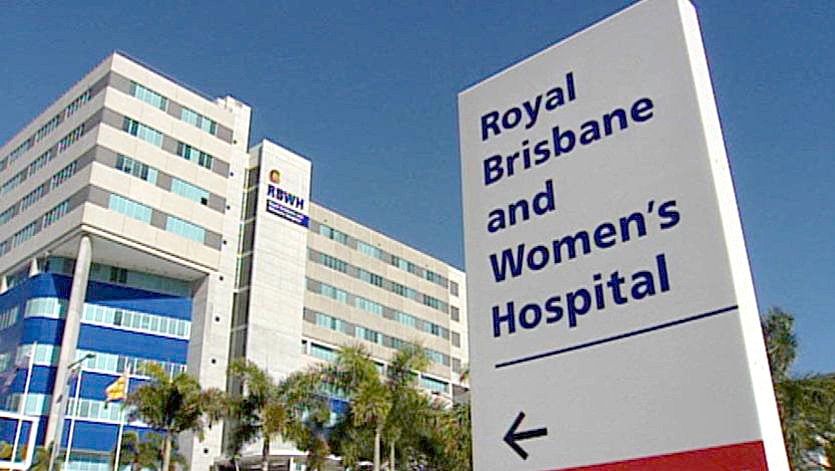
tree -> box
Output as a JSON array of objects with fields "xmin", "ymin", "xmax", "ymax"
[
  {"xmin": 383, "ymin": 345, "xmax": 430, "ymax": 470},
  {"xmin": 126, "ymin": 364, "xmax": 225, "ymax": 471},
  {"xmin": 226, "ymin": 360, "xmax": 330, "ymax": 471},
  {"xmin": 111, "ymin": 431, "xmax": 187, "ymax": 471},
  {"xmin": 327, "ymin": 345, "xmax": 390, "ymax": 471},
  {"xmin": 763, "ymin": 307, "xmax": 835, "ymax": 470},
  {"xmin": 326, "ymin": 344, "xmax": 435, "ymax": 471}
]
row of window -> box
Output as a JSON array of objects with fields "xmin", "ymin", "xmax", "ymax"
[
  {"xmin": 57, "ymin": 124, "xmax": 86, "ymax": 153},
  {"xmin": 177, "ymin": 142, "xmax": 214, "ymax": 169},
  {"xmin": 76, "ymin": 348, "xmax": 187, "ymax": 378},
  {"xmin": 307, "ymin": 278, "xmax": 450, "ymax": 339},
  {"xmin": 0, "ymin": 88, "xmax": 91, "ymax": 175},
  {"xmin": 122, "ymin": 117, "xmax": 163, "ymax": 147},
  {"xmin": 108, "ymin": 193, "xmax": 152, "ymax": 222},
  {"xmin": 115, "ymin": 154, "xmax": 212, "ymax": 207},
  {"xmin": 120, "ymin": 115, "xmax": 216, "ymax": 173},
  {"xmin": 309, "ymin": 249, "xmax": 450, "ymax": 315},
  {"xmin": 303, "ymin": 308, "xmax": 450, "ymax": 367},
  {"xmin": 17, "ymin": 343, "xmax": 60, "ymax": 366},
  {"xmin": 42, "ymin": 257, "xmax": 192, "ymax": 298},
  {"xmin": 0, "ymin": 198, "xmax": 71, "ymax": 256},
  {"xmin": 128, "ymin": 80, "xmax": 218, "ymax": 136},
  {"xmin": 131, "ymin": 82, "xmax": 167, "ymax": 111},
  {"xmin": 25, "ymin": 296, "xmax": 67, "ymax": 319},
  {"xmin": 6, "ymin": 393, "xmax": 51, "ymax": 416},
  {"xmin": 303, "ymin": 340, "xmax": 450, "ymax": 395},
  {"xmin": 316, "ymin": 221, "xmax": 455, "ymax": 292},
  {"xmin": 67, "ymin": 397, "xmax": 128, "ymax": 423},
  {"xmin": 81, "ymin": 303, "xmax": 191, "ymax": 339},
  {"xmin": 116, "ymin": 154, "xmax": 157, "ymax": 183},
  {"xmin": 0, "ymin": 306, "xmax": 19, "ymax": 330}
]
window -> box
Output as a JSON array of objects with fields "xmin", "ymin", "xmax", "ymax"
[
  {"xmin": 122, "ymin": 117, "xmax": 163, "ymax": 147},
  {"xmin": 24, "ymin": 297, "xmax": 67, "ymax": 319},
  {"xmin": 108, "ymin": 194, "xmax": 152, "ymax": 223},
  {"xmin": 43, "ymin": 200, "xmax": 70, "ymax": 227},
  {"xmin": 180, "ymin": 107, "xmax": 217, "ymax": 135},
  {"xmin": 357, "ymin": 241, "xmax": 384, "ymax": 260},
  {"xmin": 51, "ymin": 161, "xmax": 78, "ymax": 188},
  {"xmin": 57, "ymin": 124, "xmax": 86, "ymax": 153},
  {"xmin": 0, "ymin": 207, "xmax": 16, "ymax": 225},
  {"xmin": 309, "ymin": 343, "xmax": 337, "ymax": 362},
  {"xmin": 354, "ymin": 297, "xmax": 383, "ymax": 316},
  {"xmin": 176, "ymin": 142, "xmax": 213, "ymax": 169},
  {"xmin": 34, "ymin": 114, "xmax": 62, "ymax": 142},
  {"xmin": 319, "ymin": 283, "xmax": 348, "ymax": 303},
  {"xmin": 115, "ymin": 155, "xmax": 158, "ymax": 184},
  {"xmin": 166, "ymin": 216, "xmax": 206, "ymax": 243},
  {"xmin": 319, "ymin": 224, "xmax": 349, "ymax": 245},
  {"xmin": 0, "ymin": 306, "xmax": 19, "ymax": 330},
  {"xmin": 81, "ymin": 304, "xmax": 190, "ymax": 339},
  {"xmin": 19, "ymin": 185, "xmax": 46, "ymax": 211},
  {"xmin": 450, "ymin": 306, "xmax": 460, "ymax": 322},
  {"xmin": 17, "ymin": 343, "xmax": 60, "ymax": 366},
  {"xmin": 394, "ymin": 311, "xmax": 417, "ymax": 328},
  {"xmin": 130, "ymin": 82, "xmax": 168, "ymax": 110},
  {"xmin": 109, "ymin": 267, "xmax": 128, "ymax": 284},
  {"xmin": 355, "ymin": 326, "xmax": 381, "ymax": 344},
  {"xmin": 452, "ymin": 331, "xmax": 461, "ymax": 347},
  {"xmin": 2, "ymin": 169, "xmax": 27, "ymax": 194},
  {"xmin": 357, "ymin": 268, "xmax": 383, "ymax": 287},
  {"xmin": 28, "ymin": 149, "xmax": 53, "ymax": 175},
  {"xmin": 425, "ymin": 269, "xmax": 448, "ymax": 288},
  {"xmin": 321, "ymin": 254, "xmax": 348, "ymax": 273},
  {"xmin": 11, "ymin": 221, "xmax": 38, "ymax": 248},
  {"xmin": 171, "ymin": 178, "xmax": 210, "ymax": 205},
  {"xmin": 392, "ymin": 282, "xmax": 418, "ymax": 300},
  {"xmin": 450, "ymin": 281, "xmax": 459, "ymax": 296},
  {"xmin": 420, "ymin": 376, "xmax": 449, "ymax": 395},
  {"xmin": 65, "ymin": 89, "xmax": 92, "ymax": 118},
  {"xmin": 423, "ymin": 295, "xmax": 444, "ymax": 311}
]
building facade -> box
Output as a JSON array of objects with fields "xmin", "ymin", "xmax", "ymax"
[{"xmin": 0, "ymin": 53, "xmax": 467, "ymax": 470}]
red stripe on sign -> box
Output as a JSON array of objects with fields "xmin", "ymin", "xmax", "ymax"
[{"xmin": 550, "ymin": 441, "xmax": 768, "ymax": 470}]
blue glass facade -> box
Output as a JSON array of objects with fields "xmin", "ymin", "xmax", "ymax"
[{"xmin": 0, "ymin": 266, "xmax": 192, "ymax": 467}]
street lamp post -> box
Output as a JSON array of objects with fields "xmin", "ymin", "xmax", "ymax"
[{"xmin": 48, "ymin": 353, "xmax": 95, "ymax": 471}]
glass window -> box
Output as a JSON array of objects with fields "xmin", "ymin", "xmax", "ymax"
[
  {"xmin": 171, "ymin": 178, "xmax": 210, "ymax": 205},
  {"xmin": 130, "ymin": 82, "xmax": 168, "ymax": 111},
  {"xmin": 165, "ymin": 216, "xmax": 206, "ymax": 243},
  {"xmin": 122, "ymin": 117, "xmax": 163, "ymax": 147},
  {"xmin": 108, "ymin": 194, "xmax": 152, "ymax": 223}
]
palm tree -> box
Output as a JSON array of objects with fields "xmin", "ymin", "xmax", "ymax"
[
  {"xmin": 111, "ymin": 431, "xmax": 151, "ymax": 471},
  {"xmin": 326, "ymin": 344, "xmax": 434, "ymax": 471},
  {"xmin": 763, "ymin": 307, "xmax": 835, "ymax": 470},
  {"xmin": 327, "ymin": 345, "xmax": 390, "ymax": 471},
  {"xmin": 126, "ymin": 363, "xmax": 225, "ymax": 471},
  {"xmin": 226, "ymin": 360, "xmax": 330, "ymax": 471},
  {"xmin": 383, "ymin": 345, "xmax": 430, "ymax": 471}
]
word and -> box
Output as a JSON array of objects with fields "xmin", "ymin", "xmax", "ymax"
[
  {"xmin": 490, "ymin": 199, "xmax": 679, "ymax": 282},
  {"xmin": 487, "ymin": 178, "xmax": 556, "ymax": 233}
]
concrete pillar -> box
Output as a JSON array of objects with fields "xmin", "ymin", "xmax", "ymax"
[
  {"xmin": 0, "ymin": 276, "xmax": 7, "ymax": 295},
  {"xmin": 45, "ymin": 235, "xmax": 92, "ymax": 445},
  {"xmin": 28, "ymin": 257, "xmax": 40, "ymax": 277}
]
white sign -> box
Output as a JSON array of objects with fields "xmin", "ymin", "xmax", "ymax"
[{"xmin": 458, "ymin": 1, "xmax": 788, "ymax": 469}]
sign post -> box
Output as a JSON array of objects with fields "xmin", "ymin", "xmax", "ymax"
[{"xmin": 458, "ymin": 0, "xmax": 789, "ymax": 469}]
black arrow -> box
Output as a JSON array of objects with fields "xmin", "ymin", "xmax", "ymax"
[{"xmin": 504, "ymin": 411, "xmax": 548, "ymax": 460}]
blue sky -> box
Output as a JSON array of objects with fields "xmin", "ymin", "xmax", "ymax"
[{"xmin": 1, "ymin": 1, "xmax": 832, "ymax": 374}]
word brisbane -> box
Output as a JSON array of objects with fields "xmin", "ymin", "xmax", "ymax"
[{"xmin": 483, "ymin": 96, "xmax": 655, "ymax": 186}]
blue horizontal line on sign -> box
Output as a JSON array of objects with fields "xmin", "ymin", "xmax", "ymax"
[{"xmin": 494, "ymin": 304, "xmax": 739, "ymax": 369}]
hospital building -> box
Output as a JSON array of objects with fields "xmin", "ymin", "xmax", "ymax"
[{"xmin": 0, "ymin": 52, "xmax": 468, "ymax": 470}]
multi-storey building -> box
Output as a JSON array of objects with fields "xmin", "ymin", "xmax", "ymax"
[{"xmin": 0, "ymin": 52, "xmax": 467, "ymax": 470}]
